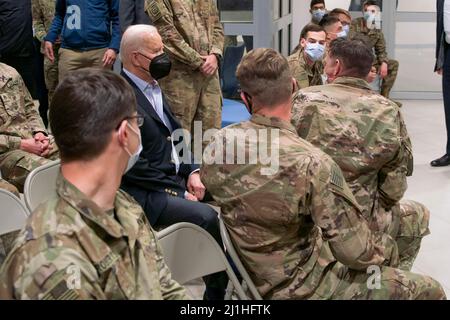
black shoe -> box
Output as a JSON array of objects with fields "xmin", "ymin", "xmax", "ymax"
[{"xmin": 431, "ymin": 155, "xmax": 450, "ymax": 167}]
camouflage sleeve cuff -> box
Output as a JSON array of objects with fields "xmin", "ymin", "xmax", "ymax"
[
  {"xmin": 210, "ymin": 47, "xmax": 223, "ymax": 58},
  {"xmin": 8, "ymin": 136, "xmax": 22, "ymax": 151}
]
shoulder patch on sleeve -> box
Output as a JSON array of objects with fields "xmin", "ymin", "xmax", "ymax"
[
  {"xmin": 330, "ymin": 166, "xmax": 344, "ymax": 190},
  {"xmin": 147, "ymin": 0, "xmax": 163, "ymax": 21}
]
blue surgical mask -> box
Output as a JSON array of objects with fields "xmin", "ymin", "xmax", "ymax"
[
  {"xmin": 364, "ymin": 12, "xmax": 375, "ymax": 21},
  {"xmin": 312, "ymin": 9, "xmax": 326, "ymax": 23},
  {"xmin": 124, "ymin": 123, "xmax": 143, "ymax": 173},
  {"xmin": 305, "ymin": 42, "xmax": 325, "ymax": 62},
  {"xmin": 336, "ymin": 30, "xmax": 347, "ymax": 38},
  {"xmin": 343, "ymin": 24, "xmax": 350, "ymax": 35}
]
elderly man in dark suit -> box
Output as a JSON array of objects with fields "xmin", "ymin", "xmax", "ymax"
[
  {"xmin": 431, "ymin": 0, "xmax": 450, "ymax": 167},
  {"xmin": 119, "ymin": 24, "xmax": 227, "ymax": 299}
]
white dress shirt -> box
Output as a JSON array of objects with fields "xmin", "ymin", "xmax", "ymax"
[
  {"xmin": 445, "ymin": 0, "xmax": 450, "ymax": 43},
  {"xmin": 123, "ymin": 69, "xmax": 181, "ymax": 173}
]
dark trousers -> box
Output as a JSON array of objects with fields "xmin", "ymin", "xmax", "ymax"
[
  {"xmin": 155, "ymin": 195, "xmax": 229, "ymax": 300},
  {"xmin": 0, "ymin": 55, "xmax": 36, "ymax": 99},
  {"xmin": 444, "ymin": 46, "xmax": 450, "ymax": 154}
]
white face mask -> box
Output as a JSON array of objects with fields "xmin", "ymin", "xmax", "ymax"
[{"xmin": 124, "ymin": 123, "xmax": 143, "ymax": 174}]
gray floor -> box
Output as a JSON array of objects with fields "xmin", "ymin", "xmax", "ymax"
[{"xmin": 402, "ymin": 100, "xmax": 450, "ymax": 297}]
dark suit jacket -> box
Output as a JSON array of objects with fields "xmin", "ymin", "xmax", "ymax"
[
  {"xmin": 119, "ymin": 0, "xmax": 152, "ymax": 33},
  {"xmin": 120, "ymin": 70, "xmax": 199, "ymax": 225},
  {"xmin": 436, "ymin": 0, "xmax": 448, "ymax": 70}
]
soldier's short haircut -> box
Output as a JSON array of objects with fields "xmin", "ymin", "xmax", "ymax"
[
  {"xmin": 236, "ymin": 48, "xmax": 292, "ymax": 108},
  {"xmin": 310, "ymin": 0, "xmax": 325, "ymax": 9},
  {"xmin": 329, "ymin": 8, "xmax": 352, "ymax": 20},
  {"xmin": 300, "ymin": 23, "xmax": 326, "ymax": 40},
  {"xmin": 363, "ymin": 0, "xmax": 380, "ymax": 9},
  {"xmin": 319, "ymin": 15, "xmax": 341, "ymax": 29},
  {"xmin": 328, "ymin": 38, "xmax": 374, "ymax": 78},
  {"xmin": 50, "ymin": 68, "xmax": 137, "ymax": 162}
]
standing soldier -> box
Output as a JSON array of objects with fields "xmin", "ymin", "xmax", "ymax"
[
  {"xmin": 292, "ymin": 38, "xmax": 428, "ymax": 271},
  {"xmin": 350, "ymin": 0, "xmax": 399, "ymax": 99},
  {"xmin": 32, "ymin": 0, "xmax": 59, "ymax": 105},
  {"xmin": 145, "ymin": 0, "xmax": 224, "ymax": 147}
]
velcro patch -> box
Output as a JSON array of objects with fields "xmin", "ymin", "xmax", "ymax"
[
  {"xmin": 147, "ymin": 0, "xmax": 162, "ymax": 21},
  {"xmin": 42, "ymin": 281, "xmax": 79, "ymax": 300},
  {"xmin": 330, "ymin": 166, "xmax": 344, "ymax": 189}
]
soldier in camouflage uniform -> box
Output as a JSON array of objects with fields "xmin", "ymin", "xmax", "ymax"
[
  {"xmin": 32, "ymin": 0, "xmax": 59, "ymax": 105},
  {"xmin": 350, "ymin": 0, "xmax": 399, "ymax": 98},
  {"xmin": 145, "ymin": 0, "xmax": 224, "ymax": 146},
  {"xmin": 292, "ymin": 38, "xmax": 427, "ymax": 272},
  {"xmin": 0, "ymin": 69, "xmax": 188, "ymax": 300},
  {"xmin": 288, "ymin": 24, "xmax": 326, "ymax": 90},
  {"xmin": 0, "ymin": 63, "xmax": 58, "ymax": 192},
  {"xmin": 201, "ymin": 48, "xmax": 445, "ymax": 300}
]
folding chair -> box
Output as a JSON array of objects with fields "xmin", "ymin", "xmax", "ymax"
[
  {"xmin": 23, "ymin": 160, "xmax": 60, "ymax": 212},
  {"xmin": 0, "ymin": 189, "xmax": 30, "ymax": 236},
  {"xmin": 156, "ymin": 222, "xmax": 248, "ymax": 300},
  {"xmin": 219, "ymin": 218, "xmax": 263, "ymax": 300}
]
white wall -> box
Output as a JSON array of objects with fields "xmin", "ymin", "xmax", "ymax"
[{"xmin": 291, "ymin": 0, "xmax": 310, "ymax": 49}]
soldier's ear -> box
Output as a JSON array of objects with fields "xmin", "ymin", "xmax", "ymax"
[{"xmin": 117, "ymin": 120, "xmax": 130, "ymax": 148}]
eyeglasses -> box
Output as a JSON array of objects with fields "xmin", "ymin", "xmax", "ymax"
[
  {"xmin": 127, "ymin": 114, "xmax": 145, "ymax": 127},
  {"xmin": 117, "ymin": 114, "xmax": 144, "ymax": 130}
]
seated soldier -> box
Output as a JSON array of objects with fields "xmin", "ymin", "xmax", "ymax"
[
  {"xmin": 0, "ymin": 62, "xmax": 58, "ymax": 193},
  {"xmin": 0, "ymin": 69, "xmax": 188, "ymax": 300},
  {"xmin": 288, "ymin": 24, "xmax": 326, "ymax": 90},
  {"xmin": 350, "ymin": 0, "xmax": 399, "ymax": 99},
  {"xmin": 319, "ymin": 15, "xmax": 346, "ymax": 45},
  {"xmin": 292, "ymin": 38, "xmax": 427, "ymax": 272},
  {"xmin": 201, "ymin": 47, "xmax": 446, "ymax": 300}
]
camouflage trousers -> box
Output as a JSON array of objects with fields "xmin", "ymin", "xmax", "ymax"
[
  {"xmin": 0, "ymin": 148, "xmax": 58, "ymax": 193},
  {"xmin": 0, "ymin": 179, "xmax": 19, "ymax": 196},
  {"xmin": 377, "ymin": 59, "xmax": 399, "ymax": 98},
  {"xmin": 371, "ymin": 200, "xmax": 430, "ymax": 272},
  {"xmin": 44, "ymin": 45, "xmax": 60, "ymax": 106},
  {"xmin": 329, "ymin": 265, "xmax": 446, "ymax": 300},
  {"xmin": 159, "ymin": 61, "xmax": 222, "ymax": 148}
]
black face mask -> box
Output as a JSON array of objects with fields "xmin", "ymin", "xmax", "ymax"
[{"xmin": 139, "ymin": 52, "xmax": 172, "ymax": 80}]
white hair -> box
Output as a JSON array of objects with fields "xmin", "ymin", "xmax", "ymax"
[{"xmin": 120, "ymin": 25, "xmax": 160, "ymax": 65}]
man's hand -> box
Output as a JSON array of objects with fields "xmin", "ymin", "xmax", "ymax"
[
  {"xmin": 379, "ymin": 62, "xmax": 388, "ymax": 79},
  {"xmin": 44, "ymin": 41, "xmax": 55, "ymax": 63},
  {"xmin": 367, "ymin": 66, "xmax": 377, "ymax": 83},
  {"xmin": 102, "ymin": 49, "xmax": 117, "ymax": 67},
  {"xmin": 185, "ymin": 192, "xmax": 199, "ymax": 202},
  {"xmin": 200, "ymin": 55, "xmax": 219, "ymax": 76},
  {"xmin": 187, "ymin": 172, "xmax": 206, "ymax": 201},
  {"xmin": 34, "ymin": 133, "xmax": 52, "ymax": 157},
  {"xmin": 20, "ymin": 138, "xmax": 45, "ymax": 156},
  {"xmin": 437, "ymin": 69, "xmax": 443, "ymax": 76}
]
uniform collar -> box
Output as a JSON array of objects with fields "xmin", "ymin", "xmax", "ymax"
[
  {"xmin": 298, "ymin": 49, "xmax": 317, "ymax": 75},
  {"xmin": 56, "ymin": 173, "xmax": 142, "ymax": 247},
  {"xmin": 251, "ymin": 114, "xmax": 297, "ymax": 134},
  {"xmin": 333, "ymin": 76, "xmax": 372, "ymax": 90}
]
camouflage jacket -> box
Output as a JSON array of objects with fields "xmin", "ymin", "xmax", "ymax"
[
  {"xmin": 0, "ymin": 63, "xmax": 47, "ymax": 154},
  {"xmin": 350, "ymin": 17, "xmax": 388, "ymax": 66},
  {"xmin": 287, "ymin": 49, "xmax": 324, "ymax": 89},
  {"xmin": 292, "ymin": 77, "xmax": 413, "ymax": 234},
  {"xmin": 201, "ymin": 114, "xmax": 398, "ymax": 299},
  {"xmin": 145, "ymin": 0, "xmax": 224, "ymax": 70},
  {"xmin": 32, "ymin": 0, "xmax": 55, "ymax": 43},
  {"xmin": 0, "ymin": 173, "xmax": 188, "ymax": 300}
]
